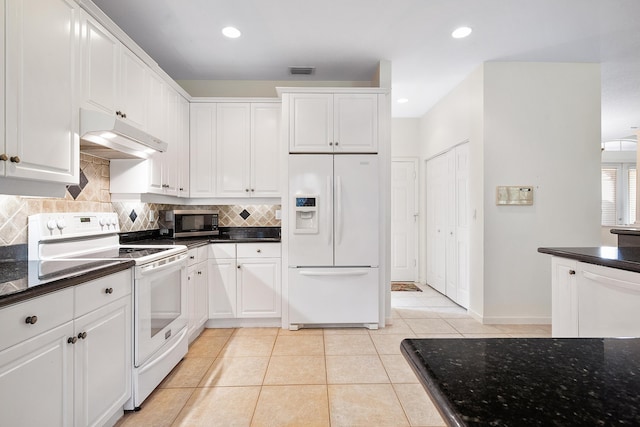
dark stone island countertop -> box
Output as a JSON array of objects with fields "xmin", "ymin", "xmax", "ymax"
[
  {"xmin": 120, "ymin": 226, "xmax": 281, "ymax": 249},
  {"xmin": 538, "ymin": 246, "xmax": 640, "ymax": 274},
  {"xmin": 401, "ymin": 338, "xmax": 640, "ymax": 427}
]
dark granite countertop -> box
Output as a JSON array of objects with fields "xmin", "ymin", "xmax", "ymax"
[
  {"xmin": 538, "ymin": 246, "xmax": 640, "ymax": 273},
  {"xmin": 120, "ymin": 227, "xmax": 281, "ymax": 249},
  {"xmin": 401, "ymin": 338, "xmax": 640, "ymax": 427},
  {"xmin": 610, "ymin": 228, "xmax": 640, "ymax": 236},
  {"xmin": 0, "ymin": 258, "xmax": 134, "ymax": 308}
]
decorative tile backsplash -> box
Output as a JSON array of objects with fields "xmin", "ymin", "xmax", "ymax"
[{"xmin": 0, "ymin": 153, "xmax": 281, "ymax": 246}]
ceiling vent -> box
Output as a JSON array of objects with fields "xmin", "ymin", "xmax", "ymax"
[{"xmin": 289, "ymin": 66, "xmax": 315, "ymax": 75}]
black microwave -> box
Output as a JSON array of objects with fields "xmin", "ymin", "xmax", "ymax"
[{"xmin": 159, "ymin": 210, "xmax": 219, "ymax": 238}]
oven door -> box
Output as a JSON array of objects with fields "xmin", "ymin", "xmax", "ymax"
[{"xmin": 134, "ymin": 253, "xmax": 188, "ymax": 367}]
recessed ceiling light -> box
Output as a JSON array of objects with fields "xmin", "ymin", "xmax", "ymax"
[
  {"xmin": 452, "ymin": 26, "xmax": 472, "ymax": 39},
  {"xmin": 222, "ymin": 26, "xmax": 241, "ymax": 39},
  {"xmin": 397, "ymin": 98, "xmax": 409, "ymax": 104}
]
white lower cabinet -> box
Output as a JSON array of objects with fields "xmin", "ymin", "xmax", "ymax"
[
  {"xmin": 208, "ymin": 243, "xmax": 281, "ymax": 321},
  {"xmin": 551, "ymin": 257, "xmax": 640, "ymax": 338},
  {"xmin": 0, "ymin": 320, "xmax": 75, "ymax": 427},
  {"xmin": 0, "ymin": 269, "xmax": 132, "ymax": 427},
  {"xmin": 187, "ymin": 247, "xmax": 208, "ymax": 342}
]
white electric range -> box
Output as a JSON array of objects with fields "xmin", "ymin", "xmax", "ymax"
[{"xmin": 28, "ymin": 212, "xmax": 189, "ymax": 410}]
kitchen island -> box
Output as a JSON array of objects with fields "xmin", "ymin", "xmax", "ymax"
[{"xmin": 401, "ymin": 337, "xmax": 640, "ymax": 426}]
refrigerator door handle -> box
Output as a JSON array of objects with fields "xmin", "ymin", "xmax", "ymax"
[
  {"xmin": 336, "ymin": 175, "xmax": 342, "ymax": 244},
  {"xmin": 297, "ymin": 269, "xmax": 369, "ymax": 277},
  {"xmin": 327, "ymin": 175, "xmax": 332, "ymax": 246}
]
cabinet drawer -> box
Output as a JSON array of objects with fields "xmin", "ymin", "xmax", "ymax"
[
  {"xmin": 187, "ymin": 248, "xmax": 199, "ymax": 266},
  {"xmin": 0, "ymin": 287, "xmax": 74, "ymax": 352},
  {"xmin": 209, "ymin": 243, "xmax": 236, "ymax": 259},
  {"xmin": 237, "ymin": 243, "xmax": 281, "ymax": 258},
  {"xmin": 75, "ymin": 269, "xmax": 132, "ymax": 318}
]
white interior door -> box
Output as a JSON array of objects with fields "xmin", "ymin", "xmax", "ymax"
[
  {"xmin": 426, "ymin": 154, "xmax": 447, "ymax": 294},
  {"xmin": 391, "ymin": 158, "xmax": 418, "ymax": 281}
]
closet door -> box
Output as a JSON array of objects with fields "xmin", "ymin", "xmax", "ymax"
[{"xmin": 426, "ymin": 154, "xmax": 446, "ymax": 294}]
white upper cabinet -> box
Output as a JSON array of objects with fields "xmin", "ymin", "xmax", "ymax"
[
  {"xmin": 251, "ymin": 103, "xmax": 281, "ymax": 197},
  {"xmin": 191, "ymin": 101, "xmax": 281, "ymax": 199},
  {"xmin": 216, "ymin": 103, "xmax": 250, "ymax": 197},
  {"xmin": 80, "ymin": 13, "xmax": 118, "ymax": 116},
  {"xmin": 216, "ymin": 102, "xmax": 281, "ymax": 198},
  {"xmin": 2, "ymin": 0, "xmax": 80, "ymax": 185},
  {"xmin": 189, "ymin": 103, "xmax": 217, "ymax": 197},
  {"xmin": 80, "ymin": 13, "xmax": 147, "ymax": 131},
  {"xmin": 288, "ymin": 93, "xmax": 378, "ymax": 153},
  {"xmin": 117, "ymin": 47, "xmax": 147, "ymax": 130},
  {"xmin": 177, "ymin": 95, "xmax": 190, "ymax": 197}
]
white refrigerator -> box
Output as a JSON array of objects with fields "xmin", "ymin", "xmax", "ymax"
[{"xmin": 288, "ymin": 154, "xmax": 380, "ymax": 329}]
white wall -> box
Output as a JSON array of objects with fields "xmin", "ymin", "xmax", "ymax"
[
  {"xmin": 483, "ymin": 62, "xmax": 601, "ymax": 323},
  {"xmin": 391, "ymin": 118, "xmax": 420, "ymax": 158},
  {"xmin": 419, "ymin": 62, "xmax": 601, "ymax": 323},
  {"xmin": 418, "ymin": 66, "xmax": 485, "ymax": 317}
]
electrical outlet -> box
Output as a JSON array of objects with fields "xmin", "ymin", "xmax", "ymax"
[
  {"xmin": 275, "ymin": 209, "xmax": 281, "ymax": 220},
  {"xmin": 149, "ymin": 210, "xmax": 156, "ymax": 221}
]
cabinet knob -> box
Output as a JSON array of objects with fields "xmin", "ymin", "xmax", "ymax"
[
  {"xmin": 179, "ymin": 188, "xmax": 184, "ymax": 191},
  {"xmin": 245, "ymin": 188, "xmax": 249, "ymax": 192},
  {"xmin": 329, "ymin": 142, "xmax": 333, "ymax": 146},
  {"xmin": 68, "ymin": 336, "xmax": 78, "ymax": 344},
  {"xmin": 0, "ymin": 154, "xmax": 7, "ymax": 161},
  {"xmin": 237, "ymin": 265, "xmax": 241, "ymax": 269},
  {"xmin": 78, "ymin": 331, "xmax": 87, "ymax": 340},
  {"xmin": 10, "ymin": 156, "xmax": 20, "ymax": 164},
  {"xmin": 256, "ymin": 249, "xmax": 261, "ymax": 253},
  {"xmin": 189, "ymin": 255, "xmax": 195, "ymax": 259},
  {"xmin": 251, "ymin": 189, "xmax": 255, "ymax": 192},
  {"xmin": 25, "ymin": 315, "xmax": 38, "ymax": 325},
  {"xmin": 105, "ymin": 287, "xmax": 114, "ymax": 294},
  {"xmin": 335, "ymin": 141, "xmax": 339, "ymax": 146},
  {"xmin": 116, "ymin": 111, "xmax": 122, "ymax": 117},
  {"xmin": 197, "ymin": 271, "xmax": 202, "ymax": 275},
  {"xmin": 569, "ymin": 270, "xmax": 576, "ymax": 275},
  {"xmin": 123, "ymin": 113, "xmax": 127, "ymax": 119}
]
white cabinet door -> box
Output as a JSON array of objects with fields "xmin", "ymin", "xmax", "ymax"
[
  {"xmin": 551, "ymin": 257, "xmax": 579, "ymax": 337},
  {"xmin": 0, "ymin": 321, "xmax": 74, "ymax": 427},
  {"xmin": 187, "ymin": 261, "xmax": 208, "ymax": 341},
  {"xmin": 148, "ymin": 85, "xmax": 178, "ymax": 196},
  {"xmin": 216, "ymin": 103, "xmax": 251, "ymax": 197},
  {"xmin": 4, "ymin": 0, "xmax": 79, "ymax": 184},
  {"xmin": 118, "ymin": 47, "xmax": 147, "ymax": 130},
  {"xmin": 333, "ymin": 94, "xmax": 378, "ymax": 153},
  {"xmin": 237, "ymin": 258, "xmax": 281, "ymax": 318},
  {"xmin": 251, "ymin": 103, "xmax": 281, "ymax": 197},
  {"xmin": 74, "ymin": 296, "xmax": 131, "ymax": 427},
  {"xmin": 288, "ymin": 93, "xmax": 378, "ymax": 153},
  {"xmin": 289, "ymin": 93, "xmax": 333, "ymax": 153},
  {"xmin": 80, "ymin": 12, "xmax": 119, "ymax": 116},
  {"xmin": 189, "ymin": 103, "xmax": 217, "ymax": 197},
  {"xmin": 177, "ymin": 95, "xmax": 190, "ymax": 197},
  {"xmin": 208, "ymin": 258, "xmax": 237, "ymax": 318},
  {"xmin": 194, "ymin": 261, "xmax": 208, "ymax": 330}
]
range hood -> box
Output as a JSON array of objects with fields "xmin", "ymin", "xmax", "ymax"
[{"xmin": 79, "ymin": 108, "xmax": 168, "ymax": 160}]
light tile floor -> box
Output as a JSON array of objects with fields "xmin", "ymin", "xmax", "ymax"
[{"xmin": 116, "ymin": 283, "xmax": 550, "ymax": 427}]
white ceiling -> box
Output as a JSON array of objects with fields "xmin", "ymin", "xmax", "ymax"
[{"xmin": 92, "ymin": 0, "xmax": 640, "ymax": 142}]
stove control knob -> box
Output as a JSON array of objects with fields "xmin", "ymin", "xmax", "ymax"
[
  {"xmin": 46, "ymin": 219, "xmax": 57, "ymax": 231},
  {"xmin": 110, "ymin": 218, "xmax": 118, "ymax": 229},
  {"xmin": 56, "ymin": 219, "xmax": 67, "ymax": 230},
  {"xmin": 99, "ymin": 217, "xmax": 108, "ymax": 227}
]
